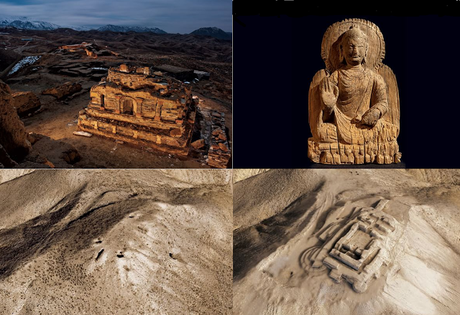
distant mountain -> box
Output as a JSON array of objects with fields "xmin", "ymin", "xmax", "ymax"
[
  {"xmin": 97, "ymin": 24, "xmax": 166, "ymax": 34},
  {"xmin": 70, "ymin": 25, "xmax": 93, "ymax": 31},
  {"xmin": 0, "ymin": 17, "xmax": 167, "ymax": 34},
  {"xmin": 190, "ymin": 27, "xmax": 231, "ymax": 40},
  {"xmin": 0, "ymin": 16, "xmax": 60, "ymax": 30}
]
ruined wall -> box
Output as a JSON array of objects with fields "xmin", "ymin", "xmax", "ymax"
[
  {"xmin": 89, "ymin": 74, "xmax": 192, "ymax": 123},
  {"xmin": 107, "ymin": 71, "xmax": 165, "ymax": 90}
]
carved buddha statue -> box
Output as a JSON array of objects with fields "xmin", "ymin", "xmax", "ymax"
[{"xmin": 308, "ymin": 19, "xmax": 401, "ymax": 164}]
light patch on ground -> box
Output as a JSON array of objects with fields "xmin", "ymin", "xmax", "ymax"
[
  {"xmin": 384, "ymin": 275, "xmax": 436, "ymax": 315},
  {"xmin": 8, "ymin": 55, "xmax": 41, "ymax": 75}
]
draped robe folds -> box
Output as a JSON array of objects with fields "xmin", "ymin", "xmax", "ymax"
[{"xmin": 319, "ymin": 67, "xmax": 390, "ymax": 145}]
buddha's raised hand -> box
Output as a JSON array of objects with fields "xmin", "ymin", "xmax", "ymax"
[{"xmin": 320, "ymin": 76, "xmax": 339, "ymax": 112}]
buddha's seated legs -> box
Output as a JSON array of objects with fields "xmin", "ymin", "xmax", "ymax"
[
  {"xmin": 308, "ymin": 121, "xmax": 401, "ymax": 165},
  {"xmin": 317, "ymin": 123, "xmax": 338, "ymax": 143}
]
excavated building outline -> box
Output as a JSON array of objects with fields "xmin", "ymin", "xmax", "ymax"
[{"xmin": 303, "ymin": 198, "xmax": 400, "ymax": 293}]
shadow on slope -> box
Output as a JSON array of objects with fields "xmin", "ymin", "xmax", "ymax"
[
  {"xmin": 233, "ymin": 180, "xmax": 324, "ymax": 281},
  {"xmin": 0, "ymin": 183, "xmax": 87, "ymax": 279},
  {"xmin": 0, "ymin": 181, "xmax": 149, "ymax": 280}
]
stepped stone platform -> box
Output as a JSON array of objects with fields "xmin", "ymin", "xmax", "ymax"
[
  {"xmin": 78, "ymin": 64, "xmax": 231, "ymax": 167},
  {"xmin": 78, "ymin": 64, "xmax": 196, "ymax": 157}
]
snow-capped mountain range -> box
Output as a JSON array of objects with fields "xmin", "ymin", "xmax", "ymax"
[
  {"xmin": 0, "ymin": 16, "xmax": 60, "ymax": 30},
  {"xmin": 0, "ymin": 16, "xmax": 167, "ymax": 34},
  {"xmin": 0, "ymin": 16, "xmax": 230, "ymax": 38},
  {"xmin": 96, "ymin": 24, "xmax": 166, "ymax": 34}
]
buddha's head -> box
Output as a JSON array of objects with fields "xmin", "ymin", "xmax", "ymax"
[{"xmin": 340, "ymin": 26, "xmax": 368, "ymax": 66}]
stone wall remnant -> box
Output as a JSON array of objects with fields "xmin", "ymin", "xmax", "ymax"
[
  {"xmin": 207, "ymin": 111, "xmax": 230, "ymax": 168},
  {"xmin": 42, "ymin": 82, "xmax": 82, "ymax": 99},
  {"xmin": 59, "ymin": 42, "xmax": 119, "ymax": 58},
  {"xmin": 12, "ymin": 91, "xmax": 41, "ymax": 117}
]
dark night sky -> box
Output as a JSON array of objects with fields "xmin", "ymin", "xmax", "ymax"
[{"xmin": 0, "ymin": 0, "xmax": 231, "ymax": 33}]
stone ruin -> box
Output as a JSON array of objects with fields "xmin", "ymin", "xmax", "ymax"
[
  {"xmin": 302, "ymin": 198, "xmax": 400, "ymax": 293},
  {"xmin": 77, "ymin": 64, "xmax": 231, "ymax": 167},
  {"xmin": 207, "ymin": 112, "xmax": 231, "ymax": 168},
  {"xmin": 59, "ymin": 42, "xmax": 119, "ymax": 59}
]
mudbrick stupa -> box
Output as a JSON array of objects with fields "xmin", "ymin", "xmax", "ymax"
[{"xmin": 77, "ymin": 64, "xmax": 230, "ymax": 168}]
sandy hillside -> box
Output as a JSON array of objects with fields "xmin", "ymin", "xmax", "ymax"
[
  {"xmin": 232, "ymin": 169, "xmax": 270, "ymax": 184},
  {"xmin": 234, "ymin": 169, "xmax": 460, "ymax": 315},
  {"xmin": 0, "ymin": 169, "xmax": 232, "ymax": 314}
]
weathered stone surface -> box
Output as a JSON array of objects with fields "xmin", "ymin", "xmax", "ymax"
[
  {"xmin": 191, "ymin": 138, "xmax": 205, "ymax": 150},
  {"xmin": 207, "ymin": 110, "xmax": 231, "ymax": 168},
  {"xmin": 42, "ymin": 81, "xmax": 82, "ymax": 99},
  {"xmin": 170, "ymin": 128, "xmax": 182, "ymax": 137},
  {"xmin": 308, "ymin": 18, "xmax": 401, "ymax": 165},
  {"xmin": 77, "ymin": 64, "xmax": 231, "ymax": 167},
  {"xmin": 11, "ymin": 91, "xmax": 41, "ymax": 117},
  {"xmin": 0, "ymin": 80, "xmax": 31, "ymax": 162},
  {"xmin": 78, "ymin": 64, "xmax": 195, "ymax": 158}
]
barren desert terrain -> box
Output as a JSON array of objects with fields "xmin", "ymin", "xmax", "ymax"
[
  {"xmin": 0, "ymin": 28, "xmax": 231, "ymax": 168},
  {"xmin": 234, "ymin": 169, "xmax": 460, "ymax": 315},
  {"xmin": 0, "ymin": 169, "xmax": 232, "ymax": 314}
]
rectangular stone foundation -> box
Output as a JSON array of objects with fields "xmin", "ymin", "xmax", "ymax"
[{"xmin": 78, "ymin": 109, "xmax": 193, "ymax": 157}]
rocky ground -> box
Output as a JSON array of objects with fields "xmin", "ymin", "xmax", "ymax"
[
  {"xmin": 233, "ymin": 169, "xmax": 460, "ymax": 315},
  {"xmin": 0, "ymin": 28, "xmax": 231, "ymax": 168},
  {"xmin": 0, "ymin": 169, "xmax": 232, "ymax": 314}
]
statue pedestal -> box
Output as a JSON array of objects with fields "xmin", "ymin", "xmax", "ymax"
[{"xmin": 308, "ymin": 138, "xmax": 401, "ymax": 165}]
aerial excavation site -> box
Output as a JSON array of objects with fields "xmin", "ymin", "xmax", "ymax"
[{"xmin": 233, "ymin": 169, "xmax": 460, "ymax": 315}]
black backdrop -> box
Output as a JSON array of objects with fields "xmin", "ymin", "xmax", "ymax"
[{"xmin": 233, "ymin": 3, "xmax": 460, "ymax": 168}]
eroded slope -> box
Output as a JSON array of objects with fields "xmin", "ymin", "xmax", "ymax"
[{"xmin": 0, "ymin": 169, "xmax": 232, "ymax": 314}]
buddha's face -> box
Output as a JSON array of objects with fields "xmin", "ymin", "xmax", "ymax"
[{"xmin": 342, "ymin": 37, "xmax": 366, "ymax": 66}]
